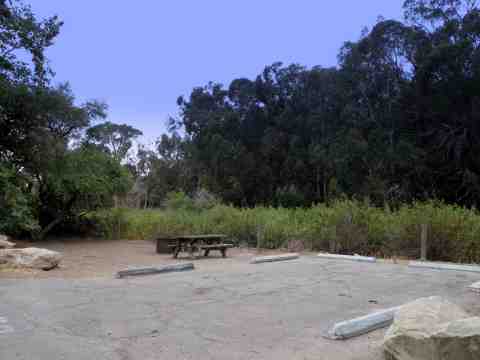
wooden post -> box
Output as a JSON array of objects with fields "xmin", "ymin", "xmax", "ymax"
[
  {"xmin": 420, "ymin": 224, "xmax": 428, "ymax": 261},
  {"xmin": 329, "ymin": 226, "xmax": 337, "ymax": 253},
  {"xmin": 256, "ymin": 225, "xmax": 263, "ymax": 249}
]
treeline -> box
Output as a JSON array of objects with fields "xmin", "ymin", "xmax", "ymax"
[
  {"xmin": 3, "ymin": 0, "xmax": 480, "ymax": 240},
  {"xmin": 140, "ymin": 0, "xmax": 480, "ymax": 208}
]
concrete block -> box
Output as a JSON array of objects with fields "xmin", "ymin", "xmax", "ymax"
[
  {"xmin": 327, "ymin": 306, "xmax": 400, "ymax": 340},
  {"xmin": 250, "ymin": 253, "xmax": 299, "ymax": 264},
  {"xmin": 116, "ymin": 263, "xmax": 194, "ymax": 278},
  {"xmin": 317, "ymin": 253, "xmax": 376, "ymax": 263},
  {"xmin": 468, "ymin": 281, "xmax": 480, "ymax": 293},
  {"xmin": 409, "ymin": 261, "xmax": 480, "ymax": 273}
]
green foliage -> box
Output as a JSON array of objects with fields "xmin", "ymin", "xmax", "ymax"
[
  {"xmin": 163, "ymin": 191, "xmax": 196, "ymax": 211},
  {"xmin": 89, "ymin": 200, "xmax": 480, "ymax": 263},
  {"xmin": 164, "ymin": 0, "xmax": 480, "ymax": 208},
  {"xmin": 0, "ymin": 165, "xmax": 39, "ymax": 236},
  {"xmin": 0, "ymin": 1, "xmax": 130, "ymax": 239},
  {"xmin": 275, "ymin": 186, "xmax": 307, "ymax": 208},
  {"xmin": 45, "ymin": 147, "xmax": 132, "ymax": 207},
  {"xmin": 34, "ymin": 147, "xmax": 133, "ymax": 239},
  {"xmin": 161, "ymin": 190, "xmax": 220, "ymax": 212},
  {"xmin": 84, "ymin": 121, "xmax": 143, "ymax": 162},
  {"xmin": 0, "ymin": 0, "xmax": 63, "ymax": 83}
]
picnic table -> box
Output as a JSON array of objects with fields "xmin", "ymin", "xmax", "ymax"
[{"xmin": 157, "ymin": 234, "xmax": 234, "ymax": 259}]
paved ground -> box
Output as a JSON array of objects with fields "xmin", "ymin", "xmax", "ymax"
[{"xmin": 1, "ymin": 255, "xmax": 479, "ymax": 360}]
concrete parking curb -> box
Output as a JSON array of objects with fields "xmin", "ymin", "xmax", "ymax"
[
  {"xmin": 317, "ymin": 253, "xmax": 377, "ymax": 263},
  {"xmin": 409, "ymin": 261, "xmax": 480, "ymax": 273},
  {"xmin": 116, "ymin": 263, "xmax": 194, "ymax": 278},
  {"xmin": 468, "ymin": 281, "xmax": 480, "ymax": 293},
  {"xmin": 326, "ymin": 306, "xmax": 400, "ymax": 340},
  {"xmin": 250, "ymin": 253, "xmax": 299, "ymax": 264}
]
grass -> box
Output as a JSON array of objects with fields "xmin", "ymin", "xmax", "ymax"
[{"xmin": 88, "ymin": 200, "xmax": 480, "ymax": 263}]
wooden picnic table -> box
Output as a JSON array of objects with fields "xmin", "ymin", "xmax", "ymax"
[{"xmin": 157, "ymin": 234, "xmax": 234, "ymax": 259}]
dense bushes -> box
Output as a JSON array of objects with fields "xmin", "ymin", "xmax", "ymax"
[
  {"xmin": 0, "ymin": 165, "xmax": 39, "ymax": 236},
  {"xmin": 88, "ymin": 200, "xmax": 480, "ymax": 263}
]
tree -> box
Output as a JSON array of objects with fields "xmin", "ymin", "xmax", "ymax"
[
  {"xmin": 85, "ymin": 122, "xmax": 143, "ymax": 162},
  {"xmin": 35, "ymin": 147, "xmax": 132, "ymax": 239},
  {"xmin": 0, "ymin": 0, "xmax": 133, "ymax": 238},
  {"xmin": 170, "ymin": 0, "xmax": 480, "ymax": 207},
  {"xmin": 0, "ymin": 0, "xmax": 62, "ymax": 83},
  {"xmin": 131, "ymin": 133, "xmax": 196, "ymax": 208}
]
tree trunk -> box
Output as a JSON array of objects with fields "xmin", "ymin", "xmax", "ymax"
[{"xmin": 36, "ymin": 216, "xmax": 64, "ymax": 241}]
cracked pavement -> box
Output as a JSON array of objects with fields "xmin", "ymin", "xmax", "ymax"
[{"xmin": 1, "ymin": 256, "xmax": 479, "ymax": 359}]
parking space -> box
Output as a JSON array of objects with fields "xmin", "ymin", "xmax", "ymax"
[{"xmin": 1, "ymin": 256, "xmax": 479, "ymax": 359}]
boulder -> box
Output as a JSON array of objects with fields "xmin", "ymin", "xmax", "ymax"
[
  {"xmin": 0, "ymin": 247, "xmax": 62, "ymax": 270},
  {"xmin": 384, "ymin": 296, "xmax": 480, "ymax": 360},
  {"xmin": 0, "ymin": 235, "xmax": 15, "ymax": 249}
]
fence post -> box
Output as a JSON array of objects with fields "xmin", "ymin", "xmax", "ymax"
[
  {"xmin": 256, "ymin": 225, "xmax": 263, "ymax": 250},
  {"xmin": 329, "ymin": 226, "xmax": 337, "ymax": 253},
  {"xmin": 420, "ymin": 224, "xmax": 428, "ymax": 261}
]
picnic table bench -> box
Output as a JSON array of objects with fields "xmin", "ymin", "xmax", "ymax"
[{"xmin": 157, "ymin": 234, "xmax": 234, "ymax": 259}]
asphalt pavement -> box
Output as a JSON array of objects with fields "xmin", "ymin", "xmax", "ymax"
[{"xmin": 1, "ymin": 256, "xmax": 479, "ymax": 360}]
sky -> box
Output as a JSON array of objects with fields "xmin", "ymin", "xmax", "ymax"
[{"xmin": 29, "ymin": 1, "xmax": 405, "ymax": 144}]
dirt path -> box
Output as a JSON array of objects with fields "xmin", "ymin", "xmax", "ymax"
[{"xmin": 0, "ymin": 238, "xmax": 284, "ymax": 279}]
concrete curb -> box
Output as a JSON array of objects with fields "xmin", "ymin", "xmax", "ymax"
[
  {"xmin": 326, "ymin": 306, "xmax": 400, "ymax": 340},
  {"xmin": 409, "ymin": 261, "xmax": 480, "ymax": 273},
  {"xmin": 250, "ymin": 253, "xmax": 299, "ymax": 264},
  {"xmin": 317, "ymin": 253, "xmax": 377, "ymax": 263},
  {"xmin": 468, "ymin": 281, "xmax": 480, "ymax": 293},
  {"xmin": 116, "ymin": 263, "xmax": 194, "ymax": 278}
]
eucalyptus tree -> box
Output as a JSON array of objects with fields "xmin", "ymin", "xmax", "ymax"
[{"xmin": 85, "ymin": 122, "xmax": 143, "ymax": 162}]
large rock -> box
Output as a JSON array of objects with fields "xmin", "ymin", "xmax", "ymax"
[
  {"xmin": 384, "ymin": 296, "xmax": 480, "ymax": 360},
  {"xmin": 0, "ymin": 247, "xmax": 62, "ymax": 270},
  {"xmin": 0, "ymin": 235, "xmax": 15, "ymax": 249}
]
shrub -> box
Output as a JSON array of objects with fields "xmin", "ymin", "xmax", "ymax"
[
  {"xmin": 88, "ymin": 200, "xmax": 480, "ymax": 263},
  {"xmin": 163, "ymin": 191, "xmax": 195, "ymax": 211},
  {"xmin": 192, "ymin": 188, "xmax": 220, "ymax": 210},
  {"xmin": 0, "ymin": 166, "xmax": 39, "ymax": 237}
]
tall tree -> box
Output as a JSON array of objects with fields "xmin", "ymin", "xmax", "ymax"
[
  {"xmin": 85, "ymin": 121, "xmax": 143, "ymax": 162},
  {"xmin": 171, "ymin": 0, "xmax": 480, "ymax": 207}
]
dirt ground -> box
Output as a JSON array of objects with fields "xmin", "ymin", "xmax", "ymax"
[{"xmin": 0, "ymin": 238, "xmax": 285, "ymax": 279}]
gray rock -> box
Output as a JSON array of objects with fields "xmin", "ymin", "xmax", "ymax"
[
  {"xmin": 0, "ymin": 235, "xmax": 15, "ymax": 249},
  {"xmin": 384, "ymin": 296, "xmax": 480, "ymax": 360},
  {"xmin": 0, "ymin": 247, "xmax": 62, "ymax": 270}
]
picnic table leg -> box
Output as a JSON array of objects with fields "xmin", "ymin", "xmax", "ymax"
[
  {"xmin": 204, "ymin": 249, "xmax": 210, "ymax": 257},
  {"xmin": 188, "ymin": 241, "xmax": 197, "ymax": 259},
  {"xmin": 221, "ymin": 248, "xmax": 227, "ymax": 258},
  {"xmin": 173, "ymin": 240, "xmax": 181, "ymax": 259}
]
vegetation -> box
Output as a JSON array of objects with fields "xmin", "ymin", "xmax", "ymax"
[
  {"xmin": 0, "ymin": 0, "xmax": 137, "ymax": 239},
  {"xmin": 90, "ymin": 197, "xmax": 480, "ymax": 263},
  {"xmin": 136, "ymin": 0, "xmax": 480, "ymax": 208}
]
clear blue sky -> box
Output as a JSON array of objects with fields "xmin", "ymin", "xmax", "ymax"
[{"xmin": 29, "ymin": 1, "xmax": 404, "ymax": 143}]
